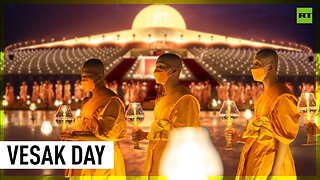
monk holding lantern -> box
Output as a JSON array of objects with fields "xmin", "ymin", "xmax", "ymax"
[
  {"xmin": 58, "ymin": 59, "xmax": 127, "ymax": 179},
  {"xmin": 227, "ymin": 49, "xmax": 300, "ymax": 179},
  {"xmin": 136, "ymin": 53, "xmax": 201, "ymax": 176}
]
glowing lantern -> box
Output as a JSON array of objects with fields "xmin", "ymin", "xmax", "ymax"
[
  {"xmin": 219, "ymin": 100, "xmax": 239, "ymax": 150},
  {"xmin": 217, "ymin": 100, "xmax": 221, "ymax": 104},
  {"xmin": 297, "ymin": 93, "xmax": 316, "ymax": 145},
  {"xmin": 159, "ymin": 127, "xmax": 224, "ymax": 180},
  {"xmin": 41, "ymin": 121, "xmax": 53, "ymax": 135},
  {"xmin": 212, "ymin": 99, "xmax": 218, "ymax": 107},
  {"xmin": 55, "ymin": 105, "xmax": 74, "ymax": 132},
  {"xmin": 244, "ymin": 109, "xmax": 252, "ymax": 120},
  {"xmin": 75, "ymin": 109, "xmax": 81, "ymax": 118},
  {"xmin": 3, "ymin": 100, "xmax": 8, "ymax": 107},
  {"xmin": 30, "ymin": 103, "xmax": 37, "ymax": 111},
  {"xmin": 125, "ymin": 103, "xmax": 144, "ymax": 149},
  {"xmin": 54, "ymin": 100, "xmax": 60, "ymax": 107}
]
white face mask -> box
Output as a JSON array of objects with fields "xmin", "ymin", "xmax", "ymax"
[
  {"xmin": 81, "ymin": 76, "xmax": 101, "ymax": 92},
  {"xmin": 153, "ymin": 68, "xmax": 175, "ymax": 85},
  {"xmin": 251, "ymin": 64, "xmax": 271, "ymax": 82}
]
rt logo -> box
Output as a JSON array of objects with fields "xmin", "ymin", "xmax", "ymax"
[{"xmin": 297, "ymin": 8, "xmax": 312, "ymax": 24}]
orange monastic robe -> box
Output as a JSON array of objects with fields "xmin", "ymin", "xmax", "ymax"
[
  {"xmin": 5, "ymin": 85, "xmax": 15, "ymax": 104},
  {"xmin": 39, "ymin": 84, "xmax": 46, "ymax": 103},
  {"xmin": 142, "ymin": 85, "xmax": 201, "ymax": 176},
  {"xmin": 55, "ymin": 84, "xmax": 63, "ymax": 101},
  {"xmin": 236, "ymin": 83, "xmax": 300, "ymax": 179},
  {"xmin": 203, "ymin": 83, "xmax": 212, "ymax": 105},
  {"xmin": 230, "ymin": 84, "xmax": 238, "ymax": 101},
  {"xmin": 31, "ymin": 84, "xmax": 39, "ymax": 102},
  {"xmin": 74, "ymin": 83, "xmax": 83, "ymax": 101},
  {"xmin": 20, "ymin": 84, "xmax": 28, "ymax": 102},
  {"xmin": 64, "ymin": 84, "xmax": 71, "ymax": 102},
  {"xmin": 67, "ymin": 88, "xmax": 127, "ymax": 179},
  {"xmin": 47, "ymin": 83, "xmax": 54, "ymax": 104}
]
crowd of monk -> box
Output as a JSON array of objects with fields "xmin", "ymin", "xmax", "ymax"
[
  {"xmin": 4, "ymin": 80, "xmax": 145, "ymax": 106},
  {"xmin": 4, "ymin": 80, "xmax": 89, "ymax": 105},
  {"xmin": 4, "ymin": 79, "xmax": 314, "ymax": 109},
  {"xmin": 106, "ymin": 80, "xmax": 145, "ymax": 104}
]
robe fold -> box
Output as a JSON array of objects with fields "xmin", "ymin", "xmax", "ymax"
[{"xmin": 236, "ymin": 82, "xmax": 300, "ymax": 179}]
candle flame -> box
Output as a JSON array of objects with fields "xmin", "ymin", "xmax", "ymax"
[
  {"xmin": 133, "ymin": 103, "xmax": 136, "ymax": 109},
  {"xmin": 305, "ymin": 93, "xmax": 309, "ymax": 100},
  {"xmin": 227, "ymin": 99, "xmax": 231, "ymax": 106}
]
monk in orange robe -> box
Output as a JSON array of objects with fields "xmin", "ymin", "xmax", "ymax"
[
  {"xmin": 5, "ymin": 82, "xmax": 15, "ymax": 104},
  {"xmin": 20, "ymin": 81, "xmax": 28, "ymax": 103},
  {"xmin": 39, "ymin": 81, "xmax": 46, "ymax": 103},
  {"xmin": 136, "ymin": 81, "xmax": 144, "ymax": 103},
  {"xmin": 230, "ymin": 80, "xmax": 238, "ymax": 101},
  {"xmin": 203, "ymin": 80, "xmax": 212, "ymax": 107},
  {"xmin": 58, "ymin": 59, "xmax": 127, "ymax": 179},
  {"xmin": 228, "ymin": 49, "xmax": 300, "ymax": 179},
  {"xmin": 222, "ymin": 81, "xmax": 229, "ymax": 101},
  {"xmin": 55, "ymin": 80, "xmax": 63, "ymax": 101},
  {"xmin": 31, "ymin": 81, "xmax": 39, "ymax": 102},
  {"xmin": 74, "ymin": 80, "xmax": 83, "ymax": 101},
  {"xmin": 47, "ymin": 80, "xmax": 55, "ymax": 104},
  {"xmin": 64, "ymin": 80, "xmax": 72, "ymax": 102},
  {"xmin": 244, "ymin": 84, "xmax": 251, "ymax": 103},
  {"xmin": 136, "ymin": 53, "xmax": 201, "ymax": 177}
]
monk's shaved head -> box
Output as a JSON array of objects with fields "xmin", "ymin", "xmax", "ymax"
[
  {"xmin": 254, "ymin": 49, "xmax": 278, "ymax": 69},
  {"xmin": 81, "ymin": 59, "xmax": 104, "ymax": 75},
  {"xmin": 157, "ymin": 53, "xmax": 182, "ymax": 71}
]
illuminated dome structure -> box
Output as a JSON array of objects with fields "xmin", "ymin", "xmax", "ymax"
[
  {"xmin": 7, "ymin": 5, "xmax": 309, "ymax": 52},
  {"xmin": 132, "ymin": 5, "xmax": 187, "ymax": 30},
  {"xmin": 4, "ymin": 4, "xmax": 315, "ymax": 82}
]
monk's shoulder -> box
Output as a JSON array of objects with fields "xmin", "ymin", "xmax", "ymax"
[
  {"xmin": 174, "ymin": 86, "xmax": 200, "ymax": 110},
  {"xmin": 272, "ymin": 83, "xmax": 293, "ymax": 96},
  {"xmin": 175, "ymin": 85, "xmax": 192, "ymax": 97},
  {"xmin": 177, "ymin": 94, "xmax": 199, "ymax": 105},
  {"xmin": 266, "ymin": 82, "xmax": 294, "ymax": 101},
  {"xmin": 100, "ymin": 89, "xmax": 125, "ymax": 110},
  {"xmin": 276, "ymin": 95, "xmax": 298, "ymax": 107},
  {"xmin": 101, "ymin": 88, "xmax": 118, "ymax": 97},
  {"xmin": 108, "ymin": 96, "xmax": 125, "ymax": 109},
  {"xmin": 270, "ymin": 83, "xmax": 298, "ymax": 109}
]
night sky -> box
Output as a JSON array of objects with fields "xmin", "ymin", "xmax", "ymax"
[{"xmin": 4, "ymin": 4, "xmax": 316, "ymax": 51}]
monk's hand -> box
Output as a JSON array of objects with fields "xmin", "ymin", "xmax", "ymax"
[
  {"xmin": 151, "ymin": 120, "xmax": 171, "ymax": 133},
  {"xmin": 225, "ymin": 127, "xmax": 242, "ymax": 142},
  {"xmin": 304, "ymin": 122, "xmax": 317, "ymax": 135},
  {"xmin": 132, "ymin": 129, "xmax": 148, "ymax": 141}
]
